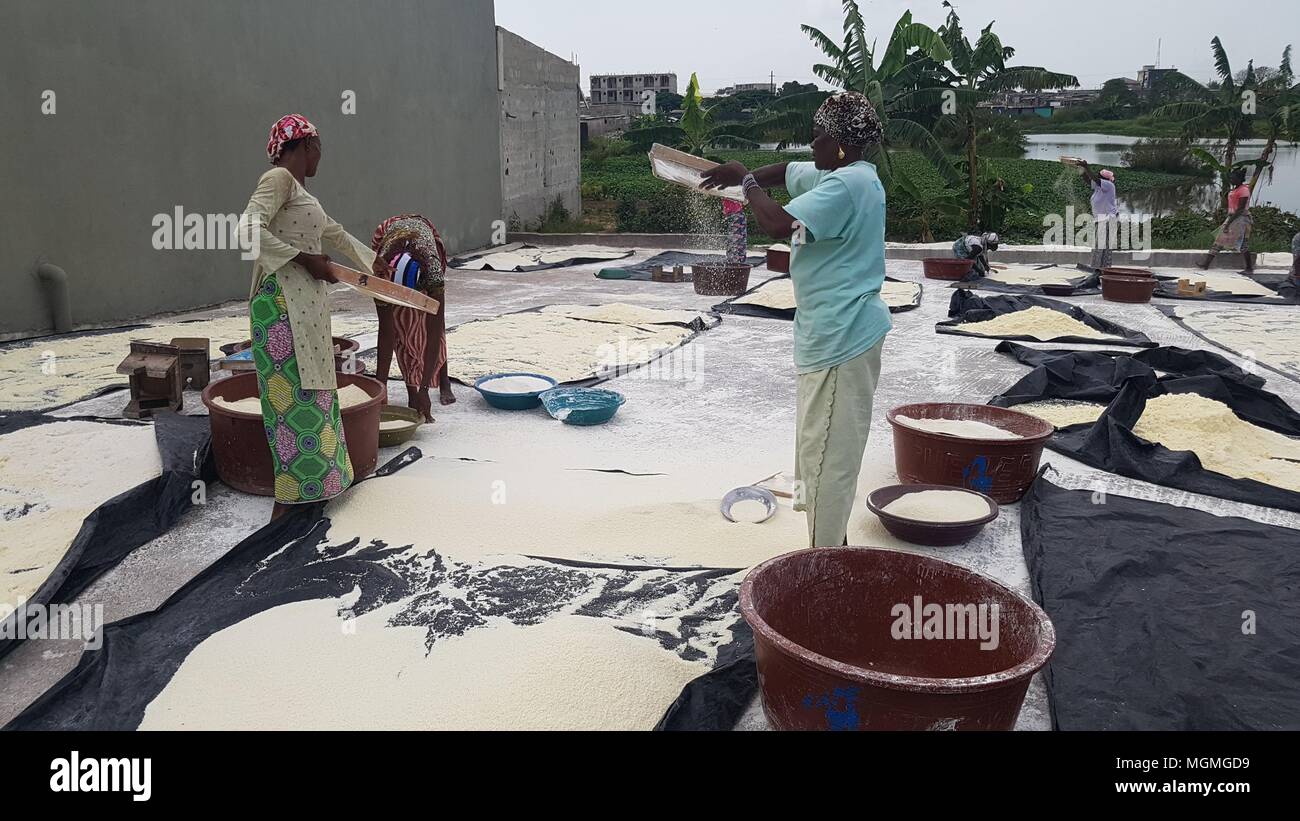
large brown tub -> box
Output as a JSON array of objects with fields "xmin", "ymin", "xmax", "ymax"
[
  {"xmin": 741, "ymin": 547, "xmax": 1056, "ymax": 731},
  {"xmin": 201, "ymin": 372, "xmax": 385, "ymax": 497}
]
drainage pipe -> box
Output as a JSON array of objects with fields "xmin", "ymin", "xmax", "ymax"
[{"xmin": 35, "ymin": 263, "xmax": 72, "ymax": 333}]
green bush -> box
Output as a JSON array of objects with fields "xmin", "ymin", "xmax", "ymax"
[{"xmin": 1122, "ymin": 138, "xmax": 1210, "ymax": 177}]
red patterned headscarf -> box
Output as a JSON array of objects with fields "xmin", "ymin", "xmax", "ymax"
[{"xmin": 266, "ymin": 114, "xmax": 319, "ymax": 163}]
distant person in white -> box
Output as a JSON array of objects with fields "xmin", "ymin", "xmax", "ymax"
[{"xmin": 1078, "ymin": 161, "xmax": 1119, "ymax": 271}]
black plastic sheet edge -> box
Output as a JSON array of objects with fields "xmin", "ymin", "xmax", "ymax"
[
  {"xmin": 938, "ymin": 290, "xmax": 1156, "ymax": 348},
  {"xmin": 3, "ymin": 447, "xmax": 424, "ymax": 730},
  {"xmin": 989, "ymin": 344, "xmax": 1300, "ymax": 513},
  {"xmin": 0, "ymin": 412, "xmax": 212, "ymax": 661}
]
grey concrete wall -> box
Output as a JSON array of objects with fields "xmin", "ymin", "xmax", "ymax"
[
  {"xmin": 0, "ymin": 0, "xmax": 503, "ymax": 338},
  {"xmin": 498, "ymin": 28, "xmax": 580, "ymax": 230}
]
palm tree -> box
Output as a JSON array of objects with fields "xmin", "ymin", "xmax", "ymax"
[
  {"xmin": 930, "ymin": 2, "xmax": 1078, "ymax": 228},
  {"xmin": 758, "ymin": 0, "xmax": 962, "ymax": 190},
  {"xmin": 1151, "ymin": 38, "xmax": 1279, "ymax": 207},
  {"xmin": 623, "ymin": 73, "xmax": 759, "ymax": 156}
]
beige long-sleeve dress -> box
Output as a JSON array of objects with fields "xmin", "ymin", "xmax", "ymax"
[{"xmin": 242, "ymin": 167, "xmax": 376, "ymax": 391}]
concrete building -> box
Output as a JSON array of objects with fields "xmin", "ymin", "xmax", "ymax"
[
  {"xmin": 1138, "ymin": 65, "xmax": 1180, "ymax": 92},
  {"xmin": 1, "ymin": 0, "xmax": 507, "ymax": 339},
  {"xmin": 589, "ymin": 73, "xmax": 677, "ymax": 105},
  {"xmin": 717, "ymin": 82, "xmax": 776, "ymax": 96},
  {"xmin": 498, "ymin": 28, "xmax": 581, "ymax": 230}
]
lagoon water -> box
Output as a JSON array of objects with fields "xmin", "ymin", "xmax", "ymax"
[{"xmin": 1024, "ymin": 134, "xmax": 1300, "ymax": 215}]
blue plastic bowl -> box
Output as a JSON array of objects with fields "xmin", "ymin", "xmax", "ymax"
[
  {"xmin": 474, "ymin": 373, "xmax": 558, "ymax": 411},
  {"xmin": 539, "ymin": 388, "xmax": 626, "ymax": 426}
]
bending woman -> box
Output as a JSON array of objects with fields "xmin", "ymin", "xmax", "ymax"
[
  {"xmin": 241, "ymin": 114, "xmax": 378, "ymax": 520},
  {"xmin": 701, "ymin": 92, "xmax": 891, "ymax": 548},
  {"xmin": 371, "ymin": 215, "xmax": 454, "ymax": 421}
]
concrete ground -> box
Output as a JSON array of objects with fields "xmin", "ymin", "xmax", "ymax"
[{"xmin": 3, "ymin": 249, "xmax": 1299, "ymax": 730}]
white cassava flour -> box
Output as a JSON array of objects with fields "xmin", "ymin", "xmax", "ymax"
[
  {"xmin": 734, "ymin": 278, "xmax": 919, "ymax": 311},
  {"xmin": 1175, "ymin": 305, "xmax": 1300, "ymax": 380},
  {"xmin": 380, "ymin": 419, "xmax": 415, "ymax": 431},
  {"xmin": 1132, "ymin": 394, "xmax": 1300, "ymax": 492},
  {"xmin": 213, "ymin": 383, "xmax": 371, "ymax": 415},
  {"xmin": 896, "ymin": 416, "xmax": 1024, "ymax": 440},
  {"xmin": 956, "ymin": 307, "xmax": 1115, "ymax": 341},
  {"xmin": 0, "ymin": 421, "xmax": 162, "ymax": 606},
  {"xmin": 139, "ymin": 602, "xmax": 706, "ymax": 731},
  {"xmin": 478, "ymin": 376, "xmax": 555, "ymax": 394},
  {"xmin": 0, "ymin": 315, "xmax": 371, "ymax": 412},
  {"xmin": 1014, "ymin": 400, "xmax": 1107, "ymax": 429},
  {"xmin": 447, "ymin": 312, "xmax": 692, "ymax": 385},
  {"xmin": 728, "ymin": 499, "xmax": 770, "ymax": 524},
  {"xmin": 882, "ymin": 490, "xmax": 992, "ymax": 523},
  {"xmin": 986, "ymin": 267, "xmax": 1079, "ymax": 287}
]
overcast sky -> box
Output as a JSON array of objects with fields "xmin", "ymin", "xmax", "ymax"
[{"xmin": 496, "ymin": 0, "xmax": 1298, "ymax": 94}]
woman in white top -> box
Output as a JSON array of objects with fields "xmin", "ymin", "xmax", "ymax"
[{"xmin": 241, "ymin": 114, "xmax": 379, "ymax": 520}]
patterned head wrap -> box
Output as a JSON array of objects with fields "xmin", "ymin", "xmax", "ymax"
[
  {"xmin": 371, "ymin": 214, "xmax": 447, "ymax": 293},
  {"xmin": 1099, "ymin": 169, "xmax": 1115, "ymax": 182},
  {"xmin": 813, "ymin": 92, "xmax": 883, "ymax": 149},
  {"xmin": 266, "ymin": 114, "xmax": 319, "ymax": 163}
]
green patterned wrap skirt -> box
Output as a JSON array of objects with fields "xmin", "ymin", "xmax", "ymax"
[{"xmin": 249, "ymin": 273, "xmax": 354, "ymax": 504}]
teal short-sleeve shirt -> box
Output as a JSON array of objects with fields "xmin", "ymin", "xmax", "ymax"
[{"xmin": 783, "ymin": 160, "xmax": 891, "ymax": 374}]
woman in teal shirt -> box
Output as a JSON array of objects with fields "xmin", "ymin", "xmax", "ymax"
[{"xmin": 702, "ymin": 91, "xmax": 889, "ymax": 547}]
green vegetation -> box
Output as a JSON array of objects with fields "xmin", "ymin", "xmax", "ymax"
[
  {"xmin": 566, "ymin": 4, "xmax": 1300, "ymax": 250},
  {"xmin": 1018, "ymin": 117, "xmax": 1186, "ymax": 137}
]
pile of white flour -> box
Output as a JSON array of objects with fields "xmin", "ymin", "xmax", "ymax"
[
  {"xmin": 957, "ymin": 307, "xmax": 1115, "ymax": 341},
  {"xmin": 1014, "ymin": 400, "xmax": 1107, "ymax": 429},
  {"xmin": 1133, "ymin": 394, "xmax": 1300, "ymax": 492},
  {"xmin": 881, "ymin": 489, "xmax": 992, "ymax": 522}
]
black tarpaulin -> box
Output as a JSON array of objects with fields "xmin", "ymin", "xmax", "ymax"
[
  {"xmin": 6, "ymin": 449, "xmax": 753, "ymax": 731},
  {"xmin": 989, "ymin": 345, "xmax": 1300, "ymax": 512},
  {"xmin": 595, "ymin": 251, "xmax": 766, "ymax": 282},
  {"xmin": 939, "ymin": 290, "xmax": 1156, "ymax": 347},
  {"xmin": 1021, "ymin": 471, "xmax": 1300, "ymax": 730},
  {"xmin": 0, "ymin": 412, "xmax": 212, "ymax": 660},
  {"xmin": 711, "ymin": 275, "xmax": 922, "ymax": 320},
  {"xmin": 655, "ymin": 619, "xmax": 757, "ymax": 731}
]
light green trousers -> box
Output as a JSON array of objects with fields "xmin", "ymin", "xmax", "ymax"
[{"xmin": 794, "ymin": 341, "xmax": 884, "ymax": 548}]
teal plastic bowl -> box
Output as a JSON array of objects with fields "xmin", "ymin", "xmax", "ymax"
[
  {"xmin": 539, "ymin": 388, "xmax": 626, "ymax": 426},
  {"xmin": 474, "ymin": 373, "xmax": 558, "ymax": 411}
]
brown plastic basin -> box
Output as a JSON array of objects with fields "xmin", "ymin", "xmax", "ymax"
[
  {"xmin": 766, "ymin": 247, "xmax": 790, "ymax": 274},
  {"xmin": 741, "ymin": 547, "xmax": 1056, "ymax": 731},
  {"xmin": 1101, "ymin": 274, "xmax": 1157, "ymax": 304},
  {"xmin": 202, "ymin": 372, "xmax": 385, "ymax": 497},
  {"xmin": 923, "ymin": 258, "xmax": 975, "ymax": 280},
  {"xmin": 887, "ymin": 403, "xmax": 1054, "ymax": 503},
  {"xmin": 693, "ymin": 263, "xmax": 752, "ymax": 296},
  {"xmin": 865, "ymin": 484, "xmax": 1000, "ymax": 547}
]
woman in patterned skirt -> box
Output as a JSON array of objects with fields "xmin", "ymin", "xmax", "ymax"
[
  {"xmin": 370, "ymin": 215, "xmax": 455, "ymax": 421},
  {"xmin": 241, "ymin": 114, "xmax": 379, "ymax": 520}
]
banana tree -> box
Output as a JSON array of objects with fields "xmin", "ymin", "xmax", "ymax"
[
  {"xmin": 1152, "ymin": 38, "xmax": 1273, "ymax": 208},
  {"xmin": 1246, "ymin": 46, "xmax": 1298, "ymax": 201},
  {"xmin": 759, "ymin": 0, "xmax": 962, "ymax": 190},
  {"xmin": 930, "ymin": 2, "xmax": 1078, "ymax": 229},
  {"xmin": 623, "ymin": 73, "xmax": 759, "ymax": 156}
]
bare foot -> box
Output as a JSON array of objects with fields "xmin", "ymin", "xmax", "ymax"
[{"xmin": 440, "ymin": 387, "xmax": 457, "ymax": 406}]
